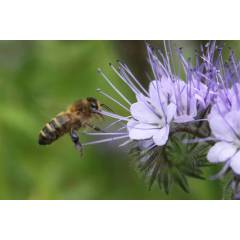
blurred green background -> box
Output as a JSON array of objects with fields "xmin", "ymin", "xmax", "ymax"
[{"xmin": 0, "ymin": 40, "xmax": 236, "ymax": 200}]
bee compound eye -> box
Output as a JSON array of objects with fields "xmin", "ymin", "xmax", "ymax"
[{"xmin": 91, "ymin": 103, "xmax": 98, "ymax": 110}]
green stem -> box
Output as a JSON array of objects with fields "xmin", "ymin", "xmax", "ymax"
[{"xmin": 170, "ymin": 125, "xmax": 209, "ymax": 139}]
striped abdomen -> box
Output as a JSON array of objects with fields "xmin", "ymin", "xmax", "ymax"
[{"xmin": 38, "ymin": 113, "xmax": 72, "ymax": 145}]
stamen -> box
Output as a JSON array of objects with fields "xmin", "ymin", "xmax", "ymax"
[
  {"xmin": 177, "ymin": 48, "xmax": 189, "ymax": 75},
  {"xmin": 97, "ymin": 68, "xmax": 132, "ymax": 106},
  {"xmin": 116, "ymin": 125, "xmax": 127, "ymax": 132},
  {"xmin": 118, "ymin": 67, "xmax": 142, "ymax": 96},
  {"xmin": 147, "ymin": 44, "xmax": 168, "ymax": 80},
  {"xmin": 108, "ymin": 63, "xmax": 140, "ymax": 95},
  {"xmin": 83, "ymin": 135, "xmax": 129, "ymax": 146},
  {"xmin": 117, "ymin": 61, "xmax": 149, "ymax": 96},
  {"xmin": 163, "ymin": 40, "xmax": 172, "ymax": 74},
  {"xmin": 118, "ymin": 139, "xmax": 133, "ymax": 147},
  {"xmin": 229, "ymin": 53, "xmax": 240, "ymax": 109},
  {"xmin": 99, "ymin": 110, "xmax": 130, "ymax": 121},
  {"xmin": 127, "ymin": 125, "xmax": 161, "ymax": 130},
  {"xmin": 104, "ymin": 119, "xmax": 124, "ymax": 130},
  {"xmin": 97, "ymin": 88, "xmax": 130, "ymax": 112},
  {"xmin": 84, "ymin": 132, "xmax": 127, "ymax": 136}
]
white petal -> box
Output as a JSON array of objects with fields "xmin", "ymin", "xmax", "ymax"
[
  {"xmin": 136, "ymin": 93, "xmax": 150, "ymax": 103},
  {"xmin": 160, "ymin": 77, "xmax": 174, "ymax": 91},
  {"xmin": 166, "ymin": 103, "xmax": 176, "ymax": 123},
  {"xmin": 130, "ymin": 102, "xmax": 160, "ymax": 124},
  {"xmin": 128, "ymin": 123, "xmax": 159, "ymax": 140},
  {"xmin": 152, "ymin": 125, "xmax": 170, "ymax": 146},
  {"xmin": 208, "ymin": 113, "xmax": 236, "ymax": 142},
  {"xmin": 225, "ymin": 111, "xmax": 240, "ymax": 139},
  {"xmin": 127, "ymin": 119, "xmax": 138, "ymax": 131},
  {"xmin": 230, "ymin": 151, "xmax": 240, "ymax": 175},
  {"xmin": 149, "ymin": 80, "xmax": 168, "ymax": 112},
  {"xmin": 207, "ymin": 142, "xmax": 237, "ymax": 163}
]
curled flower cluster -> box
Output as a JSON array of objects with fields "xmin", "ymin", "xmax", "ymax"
[{"xmin": 84, "ymin": 41, "xmax": 240, "ymax": 198}]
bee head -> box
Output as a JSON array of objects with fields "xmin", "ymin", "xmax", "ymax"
[{"xmin": 87, "ymin": 97, "xmax": 100, "ymax": 112}]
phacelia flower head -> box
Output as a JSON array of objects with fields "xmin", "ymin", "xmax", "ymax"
[
  {"xmin": 206, "ymin": 49, "xmax": 240, "ymax": 177},
  {"xmin": 83, "ymin": 41, "xmax": 240, "ymax": 198},
  {"xmin": 87, "ymin": 42, "xmax": 212, "ymax": 150}
]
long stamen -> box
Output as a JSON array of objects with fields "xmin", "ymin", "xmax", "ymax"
[
  {"xmin": 108, "ymin": 63, "xmax": 141, "ymax": 96},
  {"xmin": 104, "ymin": 119, "xmax": 123, "ymax": 130},
  {"xmin": 116, "ymin": 126, "xmax": 127, "ymax": 132},
  {"xmin": 99, "ymin": 110, "xmax": 130, "ymax": 121},
  {"xmin": 84, "ymin": 132, "xmax": 127, "ymax": 136},
  {"xmin": 128, "ymin": 125, "xmax": 162, "ymax": 130},
  {"xmin": 119, "ymin": 139, "xmax": 133, "ymax": 147},
  {"xmin": 118, "ymin": 68, "xmax": 142, "ymax": 96},
  {"xmin": 163, "ymin": 40, "xmax": 172, "ymax": 74},
  {"xmin": 158, "ymin": 49, "xmax": 171, "ymax": 77},
  {"xmin": 230, "ymin": 52, "xmax": 240, "ymax": 109},
  {"xmin": 97, "ymin": 88, "xmax": 130, "ymax": 112},
  {"xmin": 97, "ymin": 68, "xmax": 132, "ymax": 106},
  {"xmin": 167, "ymin": 40, "xmax": 176, "ymax": 75},
  {"xmin": 117, "ymin": 60, "xmax": 149, "ymax": 96},
  {"xmin": 177, "ymin": 48, "xmax": 189, "ymax": 75},
  {"xmin": 83, "ymin": 135, "xmax": 129, "ymax": 146}
]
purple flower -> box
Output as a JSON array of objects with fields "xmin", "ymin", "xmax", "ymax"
[
  {"xmin": 85, "ymin": 42, "xmax": 215, "ymax": 149},
  {"xmin": 81, "ymin": 40, "xmax": 240, "ymax": 197},
  {"xmin": 204, "ymin": 45, "xmax": 240, "ymax": 176},
  {"xmin": 127, "ymin": 80, "xmax": 176, "ymax": 146},
  {"xmin": 207, "ymin": 110, "xmax": 240, "ymax": 175},
  {"xmin": 146, "ymin": 45, "xmax": 199, "ymax": 124}
]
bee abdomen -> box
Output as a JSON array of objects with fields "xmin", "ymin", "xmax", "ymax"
[{"xmin": 38, "ymin": 114, "xmax": 71, "ymax": 145}]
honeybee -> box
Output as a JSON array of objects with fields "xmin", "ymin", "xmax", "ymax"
[{"xmin": 38, "ymin": 97, "xmax": 104, "ymax": 154}]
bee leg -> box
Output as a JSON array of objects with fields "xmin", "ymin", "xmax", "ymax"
[
  {"xmin": 87, "ymin": 124, "xmax": 105, "ymax": 133},
  {"xmin": 70, "ymin": 129, "xmax": 83, "ymax": 156}
]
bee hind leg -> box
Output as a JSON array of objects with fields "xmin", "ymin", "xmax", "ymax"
[{"xmin": 70, "ymin": 129, "xmax": 83, "ymax": 156}]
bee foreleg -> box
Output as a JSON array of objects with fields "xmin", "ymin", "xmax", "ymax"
[
  {"xmin": 70, "ymin": 129, "xmax": 83, "ymax": 156},
  {"xmin": 87, "ymin": 123, "xmax": 105, "ymax": 133}
]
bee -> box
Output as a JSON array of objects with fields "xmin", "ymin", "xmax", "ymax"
[{"xmin": 38, "ymin": 97, "xmax": 104, "ymax": 154}]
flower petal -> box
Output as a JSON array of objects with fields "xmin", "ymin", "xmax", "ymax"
[
  {"xmin": 128, "ymin": 123, "xmax": 159, "ymax": 140},
  {"xmin": 208, "ymin": 112, "xmax": 236, "ymax": 142},
  {"xmin": 207, "ymin": 142, "xmax": 237, "ymax": 163},
  {"xmin": 127, "ymin": 119, "xmax": 138, "ymax": 131},
  {"xmin": 166, "ymin": 103, "xmax": 176, "ymax": 123},
  {"xmin": 136, "ymin": 93, "xmax": 150, "ymax": 103},
  {"xmin": 230, "ymin": 151, "xmax": 240, "ymax": 175},
  {"xmin": 225, "ymin": 111, "xmax": 240, "ymax": 141},
  {"xmin": 149, "ymin": 80, "xmax": 168, "ymax": 114},
  {"xmin": 152, "ymin": 125, "xmax": 170, "ymax": 146},
  {"xmin": 130, "ymin": 102, "xmax": 159, "ymax": 124}
]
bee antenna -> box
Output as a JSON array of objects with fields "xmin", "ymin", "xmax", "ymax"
[{"xmin": 100, "ymin": 104, "xmax": 114, "ymax": 113}]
